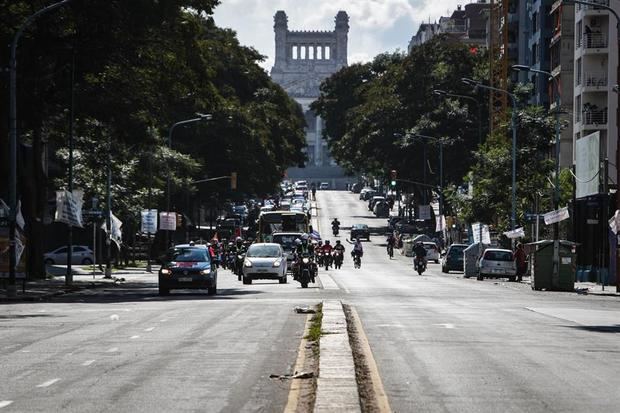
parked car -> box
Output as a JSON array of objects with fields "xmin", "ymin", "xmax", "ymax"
[
  {"xmin": 368, "ymin": 196, "xmax": 386, "ymax": 211},
  {"xmin": 158, "ymin": 246, "xmax": 218, "ymax": 295},
  {"xmin": 478, "ymin": 248, "xmax": 516, "ymax": 281},
  {"xmin": 374, "ymin": 201, "xmax": 390, "ymax": 218},
  {"xmin": 319, "ymin": 182, "xmax": 330, "ymax": 190},
  {"xmin": 242, "ymin": 243, "xmax": 287, "ymax": 284},
  {"xmin": 441, "ymin": 243, "xmax": 468, "ymax": 273},
  {"xmin": 360, "ymin": 189, "xmax": 377, "ymax": 201},
  {"xmin": 351, "ymin": 183, "xmax": 363, "ymax": 193},
  {"xmin": 44, "ymin": 245, "xmax": 94, "ymax": 265},
  {"xmin": 422, "ymin": 242, "xmax": 440, "ymax": 263},
  {"xmin": 351, "ymin": 224, "xmax": 370, "ymax": 241}
]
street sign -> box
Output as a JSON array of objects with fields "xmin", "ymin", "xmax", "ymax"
[
  {"xmin": 159, "ymin": 212, "xmax": 177, "ymax": 231},
  {"xmin": 543, "ymin": 207, "xmax": 569, "ymax": 225},
  {"xmin": 503, "ymin": 227, "xmax": 525, "ymax": 239},
  {"xmin": 472, "ymin": 222, "xmax": 491, "ymax": 244},
  {"xmin": 55, "ymin": 190, "xmax": 84, "ymax": 228},
  {"xmin": 141, "ymin": 209, "xmax": 158, "ymax": 234},
  {"xmin": 418, "ymin": 205, "xmax": 431, "ymax": 220}
]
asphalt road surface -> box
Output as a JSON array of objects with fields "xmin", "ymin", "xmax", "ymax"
[
  {"xmin": 2, "ymin": 190, "xmax": 620, "ymax": 412},
  {"xmin": 316, "ymin": 190, "xmax": 620, "ymax": 413}
]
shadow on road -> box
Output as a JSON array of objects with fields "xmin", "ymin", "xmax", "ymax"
[{"xmin": 565, "ymin": 325, "xmax": 620, "ymax": 334}]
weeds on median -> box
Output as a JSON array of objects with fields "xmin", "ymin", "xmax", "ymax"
[{"xmin": 305, "ymin": 303, "xmax": 323, "ymax": 343}]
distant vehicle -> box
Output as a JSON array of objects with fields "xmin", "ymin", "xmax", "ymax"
[
  {"xmin": 373, "ymin": 201, "xmax": 390, "ymax": 218},
  {"xmin": 257, "ymin": 211, "xmax": 309, "ymax": 243},
  {"xmin": 351, "ymin": 183, "xmax": 363, "ymax": 193},
  {"xmin": 350, "ymin": 224, "xmax": 370, "ymax": 241},
  {"xmin": 359, "ymin": 188, "xmax": 376, "ymax": 201},
  {"xmin": 478, "ymin": 248, "xmax": 516, "ymax": 281},
  {"xmin": 158, "ymin": 246, "xmax": 217, "ymax": 295},
  {"xmin": 319, "ymin": 182, "xmax": 329, "ymax": 190},
  {"xmin": 422, "ymin": 242, "xmax": 440, "ymax": 263},
  {"xmin": 242, "ymin": 243, "xmax": 287, "ymax": 284},
  {"xmin": 271, "ymin": 232, "xmax": 303, "ymax": 270},
  {"xmin": 294, "ymin": 180, "xmax": 308, "ymax": 189},
  {"xmin": 442, "ymin": 243, "xmax": 468, "ymax": 273},
  {"xmin": 44, "ymin": 245, "xmax": 94, "ymax": 265}
]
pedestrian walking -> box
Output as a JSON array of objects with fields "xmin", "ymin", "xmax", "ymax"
[{"xmin": 514, "ymin": 242, "xmax": 527, "ymax": 282}]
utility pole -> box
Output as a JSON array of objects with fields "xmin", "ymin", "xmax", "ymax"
[{"xmin": 66, "ymin": 49, "xmax": 75, "ymax": 286}]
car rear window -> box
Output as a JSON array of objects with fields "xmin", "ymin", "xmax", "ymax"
[
  {"xmin": 483, "ymin": 251, "xmax": 513, "ymax": 261},
  {"xmin": 247, "ymin": 245, "xmax": 281, "ymax": 258},
  {"xmin": 171, "ymin": 249, "xmax": 209, "ymax": 262}
]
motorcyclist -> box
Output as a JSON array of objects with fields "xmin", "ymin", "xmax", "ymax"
[
  {"xmin": 348, "ymin": 238, "xmax": 363, "ymax": 264},
  {"xmin": 331, "ymin": 218, "xmax": 340, "ymax": 233},
  {"xmin": 333, "ymin": 240, "xmax": 345, "ymax": 254},
  {"xmin": 386, "ymin": 233, "xmax": 396, "ymax": 257},
  {"xmin": 413, "ymin": 241, "xmax": 427, "ymax": 269},
  {"xmin": 321, "ymin": 239, "xmax": 333, "ymax": 255}
]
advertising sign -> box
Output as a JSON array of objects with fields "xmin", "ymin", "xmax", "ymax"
[
  {"xmin": 55, "ymin": 190, "xmax": 84, "ymax": 228},
  {"xmin": 471, "ymin": 222, "xmax": 491, "ymax": 244},
  {"xmin": 543, "ymin": 207, "xmax": 570, "ymax": 225},
  {"xmin": 159, "ymin": 212, "xmax": 177, "ymax": 231},
  {"xmin": 503, "ymin": 227, "xmax": 525, "ymax": 239},
  {"xmin": 575, "ymin": 132, "xmax": 600, "ymax": 199},
  {"xmin": 418, "ymin": 205, "xmax": 431, "ymax": 220},
  {"xmin": 141, "ymin": 209, "xmax": 158, "ymax": 234}
]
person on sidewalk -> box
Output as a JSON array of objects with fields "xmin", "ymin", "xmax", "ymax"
[{"xmin": 514, "ymin": 242, "xmax": 527, "ymax": 282}]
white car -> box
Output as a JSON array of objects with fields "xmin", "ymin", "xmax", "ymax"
[
  {"xmin": 242, "ymin": 243, "xmax": 288, "ymax": 285},
  {"xmin": 422, "ymin": 242, "xmax": 440, "ymax": 263},
  {"xmin": 44, "ymin": 245, "xmax": 94, "ymax": 265},
  {"xmin": 478, "ymin": 248, "xmax": 516, "ymax": 281}
]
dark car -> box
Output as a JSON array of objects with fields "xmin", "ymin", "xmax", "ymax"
[
  {"xmin": 441, "ymin": 243, "xmax": 468, "ymax": 273},
  {"xmin": 158, "ymin": 247, "xmax": 217, "ymax": 295},
  {"xmin": 351, "ymin": 224, "xmax": 370, "ymax": 241}
]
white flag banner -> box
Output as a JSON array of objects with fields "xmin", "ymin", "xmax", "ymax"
[
  {"xmin": 435, "ymin": 215, "xmax": 446, "ymax": 232},
  {"xmin": 55, "ymin": 190, "xmax": 84, "ymax": 228},
  {"xmin": 101, "ymin": 212, "xmax": 123, "ymax": 249},
  {"xmin": 472, "ymin": 222, "xmax": 491, "ymax": 244},
  {"xmin": 609, "ymin": 210, "xmax": 620, "ymax": 235},
  {"xmin": 503, "ymin": 227, "xmax": 525, "ymax": 239},
  {"xmin": 16, "ymin": 200, "xmax": 25, "ymax": 230},
  {"xmin": 544, "ymin": 207, "xmax": 570, "ymax": 226},
  {"xmin": 141, "ymin": 209, "xmax": 158, "ymax": 234},
  {"xmin": 159, "ymin": 212, "xmax": 177, "ymax": 231}
]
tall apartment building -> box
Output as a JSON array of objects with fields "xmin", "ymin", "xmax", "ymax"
[
  {"xmin": 525, "ymin": 0, "xmax": 554, "ymax": 106},
  {"xmin": 573, "ymin": 0, "xmax": 618, "ymax": 179},
  {"xmin": 549, "ymin": 0, "xmax": 574, "ymax": 167}
]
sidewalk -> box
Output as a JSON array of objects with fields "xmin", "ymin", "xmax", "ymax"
[{"xmin": 0, "ymin": 266, "xmax": 151, "ymax": 302}]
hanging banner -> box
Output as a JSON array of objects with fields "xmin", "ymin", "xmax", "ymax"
[
  {"xmin": 544, "ymin": 207, "xmax": 570, "ymax": 225},
  {"xmin": 503, "ymin": 227, "xmax": 525, "ymax": 239},
  {"xmin": 159, "ymin": 212, "xmax": 177, "ymax": 231},
  {"xmin": 418, "ymin": 205, "xmax": 431, "ymax": 220},
  {"xmin": 609, "ymin": 210, "xmax": 620, "ymax": 235},
  {"xmin": 435, "ymin": 215, "xmax": 446, "ymax": 232},
  {"xmin": 141, "ymin": 209, "xmax": 158, "ymax": 234},
  {"xmin": 472, "ymin": 222, "xmax": 491, "ymax": 244},
  {"xmin": 55, "ymin": 190, "xmax": 84, "ymax": 228}
]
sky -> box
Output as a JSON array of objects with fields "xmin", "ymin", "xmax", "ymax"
[{"xmin": 212, "ymin": 0, "xmax": 468, "ymax": 72}]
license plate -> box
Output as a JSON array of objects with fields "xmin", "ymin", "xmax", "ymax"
[
  {"xmin": 256, "ymin": 268, "xmax": 268, "ymax": 272},
  {"xmin": 178, "ymin": 277, "xmax": 193, "ymax": 282},
  {"xmin": 492, "ymin": 268, "xmax": 503, "ymax": 274}
]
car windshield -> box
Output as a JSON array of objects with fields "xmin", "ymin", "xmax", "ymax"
[
  {"xmin": 247, "ymin": 245, "xmax": 281, "ymax": 258},
  {"xmin": 170, "ymin": 248, "xmax": 209, "ymax": 262},
  {"xmin": 484, "ymin": 250, "xmax": 513, "ymax": 261},
  {"xmin": 353, "ymin": 224, "xmax": 367, "ymax": 229},
  {"xmin": 272, "ymin": 235, "xmax": 298, "ymax": 250}
]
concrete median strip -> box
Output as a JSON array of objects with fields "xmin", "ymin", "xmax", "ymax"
[{"xmin": 314, "ymin": 300, "xmax": 361, "ymax": 412}]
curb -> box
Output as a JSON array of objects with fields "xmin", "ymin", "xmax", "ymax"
[{"xmin": 314, "ymin": 300, "xmax": 361, "ymax": 412}]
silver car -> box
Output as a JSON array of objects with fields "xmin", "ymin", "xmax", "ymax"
[
  {"xmin": 242, "ymin": 243, "xmax": 288, "ymax": 285},
  {"xmin": 478, "ymin": 248, "xmax": 516, "ymax": 281},
  {"xmin": 44, "ymin": 245, "xmax": 94, "ymax": 265}
]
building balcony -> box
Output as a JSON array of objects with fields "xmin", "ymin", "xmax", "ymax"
[
  {"xmin": 582, "ymin": 106, "xmax": 608, "ymax": 127},
  {"xmin": 583, "ymin": 32, "xmax": 608, "ymax": 49},
  {"xmin": 583, "ymin": 71, "xmax": 608, "ymax": 88}
]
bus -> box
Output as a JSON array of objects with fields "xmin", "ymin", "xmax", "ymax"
[{"xmin": 257, "ymin": 211, "xmax": 309, "ymax": 243}]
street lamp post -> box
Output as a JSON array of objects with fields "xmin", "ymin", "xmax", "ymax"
[
  {"xmin": 165, "ymin": 114, "xmax": 212, "ymax": 248},
  {"xmin": 433, "ymin": 89, "xmax": 483, "ymax": 146},
  {"xmin": 462, "ymin": 78, "xmax": 519, "ymax": 232},
  {"xmin": 7, "ymin": 0, "xmax": 71, "ymax": 297}
]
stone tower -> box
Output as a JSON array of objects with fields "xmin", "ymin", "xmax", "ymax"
[{"xmin": 270, "ymin": 11, "xmax": 351, "ymax": 187}]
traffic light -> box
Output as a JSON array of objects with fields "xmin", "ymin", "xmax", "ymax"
[
  {"xmin": 390, "ymin": 170, "xmax": 397, "ymax": 187},
  {"xmin": 230, "ymin": 172, "xmax": 237, "ymax": 190}
]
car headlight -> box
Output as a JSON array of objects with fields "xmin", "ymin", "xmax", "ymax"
[
  {"xmin": 302, "ymin": 258, "xmax": 310, "ymax": 264},
  {"xmin": 273, "ymin": 260, "xmax": 281, "ymax": 267},
  {"xmin": 244, "ymin": 260, "xmax": 252, "ymax": 267},
  {"xmin": 200, "ymin": 269, "xmax": 211, "ymax": 275},
  {"xmin": 161, "ymin": 268, "xmax": 171, "ymax": 275},
  {"xmin": 238, "ymin": 255, "xmax": 244, "ymax": 260}
]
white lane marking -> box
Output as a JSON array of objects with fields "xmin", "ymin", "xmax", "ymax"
[
  {"xmin": 144, "ymin": 327, "xmax": 155, "ymax": 332},
  {"xmin": 434, "ymin": 323, "xmax": 455, "ymax": 329},
  {"xmin": 318, "ymin": 273, "xmax": 340, "ymax": 290},
  {"xmin": 130, "ymin": 335, "xmax": 140, "ymax": 339},
  {"xmin": 21, "ymin": 350, "xmax": 30, "ymax": 353},
  {"xmin": 376, "ymin": 324, "xmax": 405, "ymax": 328},
  {"xmin": 106, "ymin": 347, "xmax": 118, "ymax": 353},
  {"xmin": 82, "ymin": 360, "xmax": 95, "ymax": 366},
  {"xmin": 36, "ymin": 378, "xmax": 60, "ymax": 388},
  {"xmin": 110, "ymin": 314, "xmax": 120, "ymax": 321},
  {"xmin": 160, "ymin": 319, "xmax": 168, "ymax": 322},
  {"xmin": 0, "ymin": 401, "xmax": 13, "ymax": 408}
]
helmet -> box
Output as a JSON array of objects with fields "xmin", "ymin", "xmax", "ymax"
[
  {"xmin": 295, "ymin": 238, "xmax": 302, "ymax": 246},
  {"xmin": 325, "ymin": 240, "xmax": 330, "ymax": 245},
  {"xmin": 189, "ymin": 241, "xmax": 196, "ymax": 246},
  {"xmin": 236, "ymin": 236, "xmax": 242, "ymax": 242},
  {"xmin": 336, "ymin": 240, "xmax": 341, "ymax": 244},
  {"xmin": 301, "ymin": 233, "xmax": 309, "ymax": 241}
]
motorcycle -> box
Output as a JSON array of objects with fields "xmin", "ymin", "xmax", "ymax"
[
  {"xmin": 387, "ymin": 244, "xmax": 394, "ymax": 259},
  {"xmin": 235, "ymin": 252, "xmax": 246, "ymax": 280},
  {"xmin": 414, "ymin": 256, "xmax": 426, "ymax": 275},
  {"xmin": 332, "ymin": 250, "xmax": 343, "ymax": 269},
  {"xmin": 332, "ymin": 225, "xmax": 339, "ymax": 236},
  {"xmin": 315, "ymin": 250, "xmax": 324, "ymax": 267},
  {"xmin": 297, "ymin": 253, "xmax": 315, "ymax": 288},
  {"xmin": 352, "ymin": 252, "xmax": 362, "ymax": 269},
  {"xmin": 323, "ymin": 251, "xmax": 333, "ymax": 271}
]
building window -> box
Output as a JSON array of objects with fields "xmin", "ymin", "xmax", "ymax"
[
  {"xmin": 324, "ymin": 46, "xmax": 331, "ymax": 60},
  {"xmin": 532, "ymin": 43, "xmax": 538, "ymax": 64},
  {"xmin": 575, "ymin": 95, "xmax": 581, "ymax": 123},
  {"xmin": 576, "ymin": 58, "xmax": 581, "ymax": 86},
  {"xmin": 292, "ymin": 46, "xmax": 298, "ymax": 60}
]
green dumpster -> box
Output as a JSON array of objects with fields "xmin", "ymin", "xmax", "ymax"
[{"xmin": 526, "ymin": 240, "xmax": 577, "ymax": 291}]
